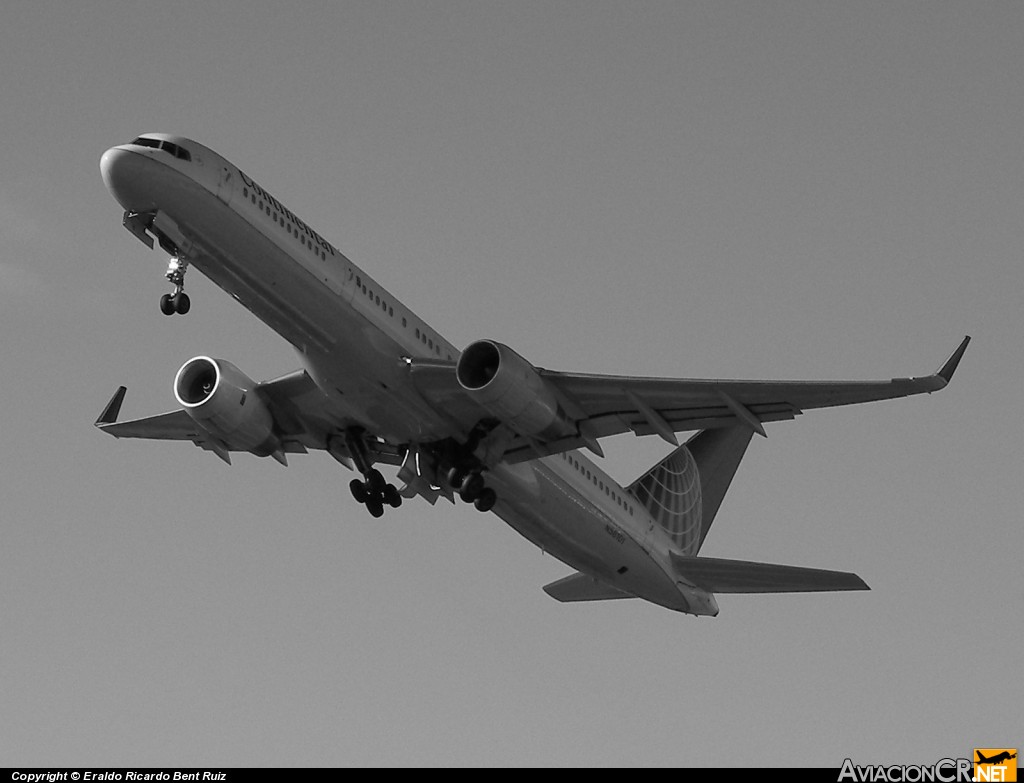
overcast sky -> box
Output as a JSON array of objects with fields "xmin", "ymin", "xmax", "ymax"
[{"xmin": 1, "ymin": 0, "xmax": 1020, "ymax": 768}]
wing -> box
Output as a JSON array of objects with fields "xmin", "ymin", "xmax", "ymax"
[
  {"xmin": 96, "ymin": 402, "xmax": 241, "ymax": 465},
  {"xmin": 93, "ymin": 371, "xmax": 367, "ymax": 465},
  {"xmin": 95, "ymin": 383, "xmax": 310, "ymax": 464},
  {"xmin": 95, "ymin": 386, "xmax": 213, "ymax": 442},
  {"xmin": 412, "ymin": 336, "xmax": 970, "ymax": 463}
]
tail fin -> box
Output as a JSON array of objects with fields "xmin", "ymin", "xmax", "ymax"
[{"xmin": 628, "ymin": 427, "xmax": 753, "ymax": 555}]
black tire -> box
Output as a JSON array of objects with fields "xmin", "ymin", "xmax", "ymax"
[
  {"xmin": 349, "ymin": 479, "xmax": 368, "ymax": 504},
  {"xmin": 367, "ymin": 469, "xmax": 386, "ymax": 495},
  {"xmin": 460, "ymin": 472, "xmax": 484, "ymax": 502},
  {"xmin": 159, "ymin": 294, "xmax": 175, "ymax": 315},
  {"xmin": 474, "ymin": 487, "xmax": 497, "ymax": 513},
  {"xmin": 446, "ymin": 466, "xmax": 467, "ymax": 490},
  {"xmin": 173, "ymin": 292, "xmax": 191, "ymax": 314},
  {"xmin": 366, "ymin": 499, "xmax": 385, "ymax": 518},
  {"xmin": 383, "ymin": 484, "xmax": 402, "ymax": 508}
]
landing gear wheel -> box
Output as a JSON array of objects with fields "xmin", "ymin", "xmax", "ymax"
[
  {"xmin": 160, "ymin": 293, "xmax": 175, "ymax": 316},
  {"xmin": 366, "ymin": 498, "xmax": 385, "ymax": 518},
  {"xmin": 172, "ymin": 292, "xmax": 190, "ymax": 314},
  {"xmin": 350, "ymin": 479, "xmax": 368, "ymax": 504},
  {"xmin": 447, "ymin": 467, "xmax": 467, "ymax": 490},
  {"xmin": 367, "ymin": 469, "xmax": 386, "ymax": 496},
  {"xmin": 383, "ymin": 484, "xmax": 402, "ymax": 508},
  {"xmin": 459, "ymin": 472, "xmax": 485, "ymax": 503},
  {"xmin": 473, "ymin": 487, "xmax": 497, "ymax": 512}
]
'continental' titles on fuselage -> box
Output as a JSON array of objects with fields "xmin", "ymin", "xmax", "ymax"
[{"xmin": 238, "ymin": 169, "xmax": 335, "ymax": 256}]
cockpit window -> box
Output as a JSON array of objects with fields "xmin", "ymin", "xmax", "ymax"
[
  {"xmin": 167, "ymin": 143, "xmax": 191, "ymax": 161},
  {"xmin": 130, "ymin": 137, "xmax": 191, "ymax": 162}
]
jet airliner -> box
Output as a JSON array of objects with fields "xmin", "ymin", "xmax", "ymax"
[
  {"xmin": 976, "ymin": 752, "xmax": 1016, "ymax": 765},
  {"xmin": 97, "ymin": 134, "xmax": 968, "ymax": 616}
]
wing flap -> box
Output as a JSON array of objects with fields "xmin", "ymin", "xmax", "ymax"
[{"xmin": 671, "ymin": 553, "xmax": 869, "ymax": 593}]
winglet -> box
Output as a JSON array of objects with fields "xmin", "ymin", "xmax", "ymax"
[
  {"xmin": 937, "ymin": 336, "xmax": 971, "ymax": 385},
  {"xmin": 95, "ymin": 386, "xmax": 127, "ymax": 426}
]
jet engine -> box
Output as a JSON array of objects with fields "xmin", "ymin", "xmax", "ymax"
[
  {"xmin": 456, "ymin": 340, "xmax": 567, "ymax": 437},
  {"xmin": 174, "ymin": 356, "xmax": 281, "ymax": 456}
]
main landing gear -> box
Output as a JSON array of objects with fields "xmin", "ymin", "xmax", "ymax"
[
  {"xmin": 341, "ymin": 428, "xmax": 402, "ymax": 519},
  {"xmin": 447, "ymin": 467, "xmax": 497, "ymax": 513},
  {"xmin": 159, "ymin": 256, "xmax": 191, "ymax": 315},
  {"xmin": 349, "ymin": 469, "xmax": 402, "ymax": 519}
]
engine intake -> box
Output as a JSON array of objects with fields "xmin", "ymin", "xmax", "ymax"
[
  {"xmin": 456, "ymin": 340, "xmax": 566, "ymax": 437},
  {"xmin": 174, "ymin": 356, "xmax": 280, "ymax": 456}
]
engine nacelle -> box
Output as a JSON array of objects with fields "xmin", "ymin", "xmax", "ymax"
[
  {"xmin": 174, "ymin": 356, "xmax": 280, "ymax": 456},
  {"xmin": 456, "ymin": 340, "xmax": 565, "ymax": 437}
]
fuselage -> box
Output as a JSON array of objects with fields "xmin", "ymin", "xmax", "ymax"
[{"xmin": 100, "ymin": 134, "xmax": 705, "ymax": 614}]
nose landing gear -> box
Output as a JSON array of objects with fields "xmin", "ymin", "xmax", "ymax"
[{"xmin": 160, "ymin": 256, "xmax": 191, "ymax": 315}]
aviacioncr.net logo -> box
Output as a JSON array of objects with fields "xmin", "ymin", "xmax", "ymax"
[{"xmin": 838, "ymin": 758, "xmax": 973, "ymax": 783}]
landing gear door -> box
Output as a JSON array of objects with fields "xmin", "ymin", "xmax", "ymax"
[{"xmin": 216, "ymin": 164, "xmax": 234, "ymax": 205}]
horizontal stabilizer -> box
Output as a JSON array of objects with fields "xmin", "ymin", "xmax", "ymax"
[
  {"xmin": 671, "ymin": 553, "xmax": 869, "ymax": 593},
  {"xmin": 543, "ymin": 572, "xmax": 637, "ymax": 602}
]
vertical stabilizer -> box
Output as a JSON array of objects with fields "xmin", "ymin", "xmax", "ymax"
[
  {"xmin": 628, "ymin": 427, "xmax": 753, "ymax": 555},
  {"xmin": 687, "ymin": 427, "xmax": 754, "ymax": 550}
]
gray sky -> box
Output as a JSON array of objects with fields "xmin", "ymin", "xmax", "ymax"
[{"xmin": 2, "ymin": 0, "xmax": 1019, "ymax": 767}]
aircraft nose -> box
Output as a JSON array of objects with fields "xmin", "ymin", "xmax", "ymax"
[{"xmin": 100, "ymin": 146, "xmax": 156, "ymax": 212}]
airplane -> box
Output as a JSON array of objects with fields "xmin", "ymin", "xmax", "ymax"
[
  {"xmin": 96, "ymin": 133, "xmax": 969, "ymax": 617},
  {"xmin": 977, "ymin": 752, "xmax": 1017, "ymax": 765}
]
